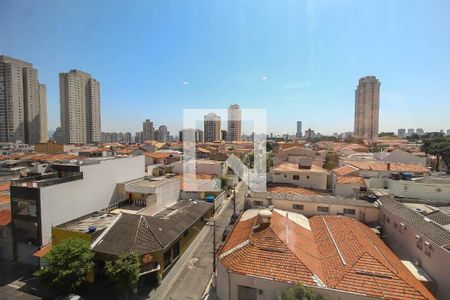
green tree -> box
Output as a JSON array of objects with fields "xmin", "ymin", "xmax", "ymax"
[
  {"xmin": 323, "ymin": 151, "xmax": 339, "ymax": 170},
  {"xmin": 422, "ymin": 133, "xmax": 446, "ymax": 171},
  {"xmin": 105, "ymin": 252, "xmax": 141, "ymax": 297},
  {"xmin": 279, "ymin": 283, "xmax": 327, "ymax": 300},
  {"xmin": 219, "ymin": 176, "xmax": 230, "ymax": 191},
  {"xmin": 34, "ymin": 238, "xmax": 94, "ymax": 293}
]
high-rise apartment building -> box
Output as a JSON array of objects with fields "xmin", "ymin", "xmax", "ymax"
[
  {"xmin": 353, "ymin": 76, "xmax": 380, "ymax": 140},
  {"xmin": 296, "ymin": 121, "xmax": 302, "ymax": 138},
  {"xmin": 397, "ymin": 128, "xmax": 406, "ymax": 138},
  {"xmin": 59, "ymin": 69, "xmax": 101, "ymax": 144},
  {"xmin": 124, "ymin": 132, "xmax": 132, "ymax": 144},
  {"xmin": 0, "ymin": 55, "xmax": 47, "ymax": 144},
  {"xmin": 142, "ymin": 119, "xmax": 154, "ymax": 141},
  {"xmin": 416, "ymin": 128, "xmax": 424, "ymax": 136},
  {"xmin": 227, "ymin": 104, "xmax": 241, "ymax": 142},
  {"xmin": 179, "ymin": 128, "xmax": 204, "ymax": 143},
  {"xmin": 407, "ymin": 128, "xmax": 415, "ymax": 137},
  {"xmin": 156, "ymin": 125, "xmax": 168, "ymax": 142},
  {"xmin": 39, "ymin": 84, "xmax": 48, "ymax": 142},
  {"xmin": 204, "ymin": 113, "xmax": 221, "ymax": 142},
  {"xmin": 135, "ymin": 131, "xmax": 143, "ymax": 144}
]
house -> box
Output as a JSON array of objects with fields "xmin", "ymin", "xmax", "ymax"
[
  {"xmin": 385, "ymin": 176, "xmax": 450, "ymax": 204},
  {"xmin": 376, "ymin": 149, "xmax": 426, "ymax": 166},
  {"xmin": 246, "ymin": 191, "xmax": 379, "ymax": 223},
  {"xmin": 122, "ymin": 176, "xmax": 180, "ymax": 216},
  {"xmin": 91, "ymin": 200, "xmax": 213, "ymax": 284},
  {"xmin": 144, "ymin": 151, "xmax": 181, "ymax": 166},
  {"xmin": 173, "ymin": 159, "xmax": 227, "ymax": 177},
  {"xmin": 331, "ymin": 165, "xmax": 365, "ymax": 197},
  {"xmin": 272, "ymin": 162, "xmax": 329, "ymax": 190},
  {"xmin": 217, "ymin": 209, "xmax": 435, "ymax": 300},
  {"xmin": 378, "ymin": 197, "xmax": 450, "ymax": 299},
  {"xmin": 273, "ymin": 146, "xmax": 325, "ymax": 167},
  {"xmin": 10, "ymin": 156, "xmax": 145, "ymax": 265}
]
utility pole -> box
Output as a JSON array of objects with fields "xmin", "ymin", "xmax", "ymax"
[{"xmin": 206, "ymin": 218, "xmax": 217, "ymax": 274}]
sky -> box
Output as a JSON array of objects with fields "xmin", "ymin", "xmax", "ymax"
[{"xmin": 1, "ymin": 0, "xmax": 450, "ymax": 136}]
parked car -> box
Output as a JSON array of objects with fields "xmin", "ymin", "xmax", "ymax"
[
  {"xmin": 222, "ymin": 225, "xmax": 233, "ymax": 242},
  {"xmin": 229, "ymin": 213, "xmax": 239, "ymax": 225}
]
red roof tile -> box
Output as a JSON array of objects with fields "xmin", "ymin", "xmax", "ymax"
[
  {"xmin": 0, "ymin": 209, "xmax": 11, "ymax": 226},
  {"xmin": 33, "ymin": 244, "xmax": 52, "ymax": 258},
  {"xmin": 219, "ymin": 212, "xmax": 435, "ymax": 300}
]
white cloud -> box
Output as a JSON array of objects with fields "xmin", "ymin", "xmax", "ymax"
[
  {"xmin": 182, "ymin": 81, "xmax": 189, "ymax": 86},
  {"xmin": 260, "ymin": 75, "xmax": 268, "ymax": 81}
]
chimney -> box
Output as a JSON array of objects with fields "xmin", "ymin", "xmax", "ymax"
[{"xmin": 254, "ymin": 209, "xmax": 272, "ymax": 231}]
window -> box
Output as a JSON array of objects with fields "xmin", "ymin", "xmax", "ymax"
[
  {"xmin": 343, "ymin": 208, "xmax": 356, "ymax": 215},
  {"xmin": 183, "ymin": 229, "xmax": 189, "ymax": 237},
  {"xmin": 11, "ymin": 198, "xmax": 37, "ymax": 217},
  {"xmin": 274, "ymin": 172, "xmax": 281, "ymax": 175},
  {"xmin": 306, "ymin": 175, "xmax": 310, "ymax": 179},
  {"xmin": 173, "ymin": 241, "xmax": 180, "ymax": 259},
  {"xmin": 253, "ymin": 200, "xmax": 263, "ymax": 206},
  {"xmin": 317, "ymin": 206, "xmax": 329, "ymax": 213},
  {"xmin": 293, "ymin": 204, "xmax": 304, "ymax": 210},
  {"xmin": 237, "ymin": 285, "xmax": 257, "ymax": 300},
  {"xmin": 293, "ymin": 175, "xmax": 299, "ymax": 180},
  {"xmin": 436, "ymin": 188, "xmax": 441, "ymax": 192},
  {"xmin": 424, "ymin": 241, "xmax": 432, "ymax": 256}
]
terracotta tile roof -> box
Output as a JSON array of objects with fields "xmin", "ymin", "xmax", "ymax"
[
  {"xmin": 144, "ymin": 152, "xmax": 172, "ymax": 159},
  {"xmin": 336, "ymin": 176, "xmax": 365, "ymax": 185},
  {"xmin": 0, "ymin": 209, "xmax": 11, "ymax": 226},
  {"xmin": 266, "ymin": 186, "xmax": 319, "ymax": 195},
  {"xmin": 0, "ymin": 182, "xmax": 11, "ymax": 192},
  {"xmin": 219, "ymin": 212, "xmax": 435, "ymax": 300},
  {"xmin": 33, "ymin": 244, "xmax": 52, "ymax": 258},
  {"xmin": 349, "ymin": 161, "xmax": 429, "ymax": 174},
  {"xmin": 332, "ymin": 165, "xmax": 359, "ymax": 176},
  {"xmin": 273, "ymin": 163, "xmax": 329, "ymax": 174},
  {"xmin": 0, "ymin": 194, "xmax": 10, "ymax": 205}
]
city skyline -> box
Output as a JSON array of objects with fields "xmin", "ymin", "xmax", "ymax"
[{"xmin": 2, "ymin": 1, "xmax": 450, "ymax": 135}]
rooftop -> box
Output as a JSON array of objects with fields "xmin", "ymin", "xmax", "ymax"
[
  {"xmin": 273, "ymin": 163, "xmax": 329, "ymax": 174},
  {"xmin": 219, "ymin": 210, "xmax": 435, "ymax": 300},
  {"xmin": 348, "ymin": 161, "xmax": 429, "ymax": 174},
  {"xmin": 336, "ymin": 176, "xmax": 365, "ymax": 185},
  {"xmin": 248, "ymin": 191, "xmax": 376, "ymax": 207},
  {"xmin": 57, "ymin": 211, "xmax": 119, "ymax": 234},
  {"xmin": 266, "ymin": 185, "xmax": 319, "ymax": 195},
  {"xmin": 126, "ymin": 176, "xmax": 179, "ymax": 189},
  {"xmin": 379, "ymin": 197, "xmax": 450, "ymax": 248},
  {"xmin": 92, "ymin": 200, "xmax": 213, "ymax": 256}
]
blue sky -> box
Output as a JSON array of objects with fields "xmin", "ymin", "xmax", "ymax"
[{"xmin": 2, "ymin": 0, "xmax": 450, "ymax": 135}]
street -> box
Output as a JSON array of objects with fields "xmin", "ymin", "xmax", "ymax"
[{"xmin": 157, "ymin": 182, "xmax": 247, "ymax": 300}]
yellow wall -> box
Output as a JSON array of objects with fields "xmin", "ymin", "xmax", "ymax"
[
  {"xmin": 51, "ymin": 227, "xmax": 92, "ymax": 245},
  {"xmin": 35, "ymin": 141, "xmax": 64, "ymax": 154}
]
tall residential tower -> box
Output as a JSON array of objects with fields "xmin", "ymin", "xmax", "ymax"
[
  {"xmin": 0, "ymin": 55, "xmax": 47, "ymax": 144},
  {"xmin": 59, "ymin": 69, "xmax": 101, "ymax": 144},
  {"xmin": 204, "ymin": 113, "xmax": 221, "ymax": 142},
  {"xmin": 227, "ymin": 104, "xmax": 241, "ymax": 142},
  {"xmin": 353, "ymin": 76, "xmax": 380, "ymax": 140}
]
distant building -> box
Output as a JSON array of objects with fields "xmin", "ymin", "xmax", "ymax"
[
  {"xmin": 124, "ymin": 132, "xmax": 132, "ymax": 144},
  {"xmin": 447, "ymin": 129, "xmax": 450, "ymax": 136},
  {"xmin": 227, "ymin": 104, "xmax": 241, "ymax": 142},
  {"xmin": 354, "ymin": 76, "xmax": 381, "ymax": 140},
  {"xmin": 60, "ymin": 69, "xmax": 101, "ymax": 144},
  {"xmin": 407, "ymin": 128, "xmax": 415, "ymax": 137},
  {"xmin": 156, "ymin": 125, "xmax": 169, "ymax": 142},
  {"xmin": 305, "ymin": 128, "xmax": 316, "ymax": 140},
  {"xmin": 179, "ymin": 129, "xmax": 204, "ymax": 143},
  {"xmin": 0, "ymin": 55, "xmax": 48, "ymax": 144},
  {"xmin": 52, "ymin": 127, "xmax": 63, "ymax": 144},
  {"xmin": 296, "ymin": 121, "xmax": 302, "ymax": 138},
  {"xmin": 135, "ymin": 131, "xmax": 143, "ymax": 144},
  {"xmin": 221, "ymin": 130, "xmax": 227, "ymax": 141},
  {"xmin": 204, "ymin": 113, "xmax": 221, "ymax": 142},
  {"xmin": 142, "ymin": 119, "xmax": 155, "ymax": 141},
  {"xmin": 398, "ymin": 128, "xmax": 406, "ymax": 137},
  {"xmin": 416, "ymin": 128, "xmax": 424, "ymax": 136}
]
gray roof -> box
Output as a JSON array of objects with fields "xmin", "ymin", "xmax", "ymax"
[
  {"xmin": 425, "ymin": 210, "xmax": 450, "ymax": 226},
  {"xmin": 379, "ymin": 197, "xmax": 450, "ymax": 248},
  {"xmin": 414, "ymin": 175, "xmax": 450, "ymax": 185},
  {"xmin": 92, "ymin": 200, "xmax": 212, "ymax": 256},
  {"xmin": 249, "ymin": 191, "xmax": 377, "ymax": 207}
]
